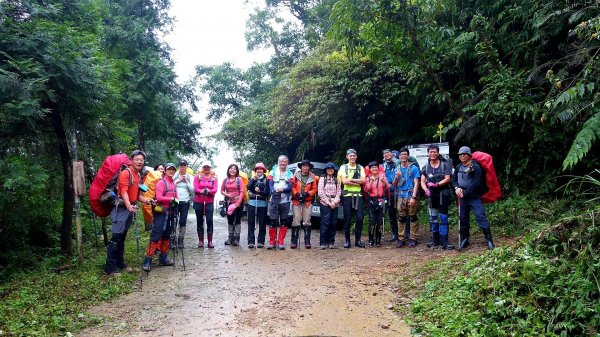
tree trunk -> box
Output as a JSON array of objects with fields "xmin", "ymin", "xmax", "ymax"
[{"xmin": 50, "ymin": 108, "xmax": 74, "ymax": 257}]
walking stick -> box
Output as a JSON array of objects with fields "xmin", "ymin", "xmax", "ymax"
[
  {"xmin": 255, "ymin": 195, "xmax": 258, "ymax": 240},
  {"xmin": 457, "ymin": 198, "xmax": 462, "ymax": 252},
  {"xmin": 91, "ymin": 213, "xmax": 99, "ymax": 249},
  {"xmin": 177, "ymin": 207, "xmax": 186, "ymax": 270}
]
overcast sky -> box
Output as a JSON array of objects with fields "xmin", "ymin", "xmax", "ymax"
[{"xmin": 163, "ymin": 0, "xmax": 273, "ymax": 186}]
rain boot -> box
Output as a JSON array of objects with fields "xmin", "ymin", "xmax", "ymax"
[
  {"xmin": 197, "ymin": 232, "xmax": 204, "ymax": 248},
  {"xmin": 426, "ymin": 232, "xmax": 440, "ymax": 248},
  {"xmin": 232, "ymin": 235, "xmax": 240, "ymax": 246},
  {"xmin": 291, "ymin": 227, "xmax": 299, "ymax": 249},
  {"xmin": 458, "ymin": 230, "xmax": 470, "ymax": 250},
  {"xmin": 482, "ymin": 227, "xmax": 495, "ymax": 250},
  {"xmin": 104, "ymin": 239, "xmax": 118, "ymax": 275},
  {"xmin": 143, "ymin": 256, "xmax": 152, "ymax": 272},
  {"xmin": 277, "ymin": 226, "xmax": 288, "ymax": 250},
  {"xmin": 267, "ymin": 225, "xmax": 278, "ymax": 250},
  {"xmin": 159, "ymin": 252, "xmax": 175, "ymax": 266},
  {"xmin": 440, "ymin": 234, "xmax": 454, "ymax": 250},
  {"xmin": 207, "ymin": 233, "xmax": 214, "ymax": 248},
  {"xmin": 304, "ymin": 227, "xmax": 312, "ymax": 249},
  {"xmin": 224, "ymin": 233, "xmax": 234, "ymax": 245}
]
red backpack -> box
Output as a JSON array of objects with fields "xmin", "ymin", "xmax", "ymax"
[
  {"xmin": 471, "ymin": 151, "xmax": 501, "ymax": 203},
  {"xmin": 89, "ymin": 154, "xmax": 131, "ymax": 217}
]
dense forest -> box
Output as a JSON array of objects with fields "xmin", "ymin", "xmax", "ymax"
[{"xmin": 1, "ymin": 0, "xmax": 599, "ymax": 336}]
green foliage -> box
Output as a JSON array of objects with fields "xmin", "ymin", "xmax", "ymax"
[
  {"xmin": 0, "ymin": 225, "xmax": 145, "ymax": 336},
  {"xmin": 408, "ymin": 212, "xmax": 600, "ymax": 336}
]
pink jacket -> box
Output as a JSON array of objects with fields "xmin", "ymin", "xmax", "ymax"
[
  {"xmin": 194, "ymin": 174, "xmax": 218, "ymax": 203},
  {"xmin": 364, "ymin": 175, "xmax": 390, "ymax": 199},
  {"xmin": 155, "ymin": 176, "xmax": 178, "ymax": 209},
  {"xmin": 221, "ymin": 177, "xmax": 246, "ymax": 207}
]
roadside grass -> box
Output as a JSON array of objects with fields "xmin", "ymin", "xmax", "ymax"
[
  {"xmin": 0, "ymin": 229, "xmax": 147, "ymax": 337},
  {"xmin": 400, "ymin": 196, "xmax": 600, "ymax": 336}
]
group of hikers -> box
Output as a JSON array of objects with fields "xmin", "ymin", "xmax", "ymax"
[{"xmin": 103, "ymin": 145, "xmax": 495, "ymax": 275}]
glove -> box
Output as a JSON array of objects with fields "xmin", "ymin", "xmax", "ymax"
[
  {"xmin": 295, "ymin": 193, "xmax": 302, "ymax": 200},
  {"xmin": 427, "ymin": 182, "xmax": 438, "ymax": 188},
  {"xmin": 170, "ymin": 197, "xmax": 179, "ymax": 207},
  {"xmin": 227, "ymin": 203, "xmax": 237, "ymax": 215},
  {"xmin": 302, "ymin": 192, "xmax": 309, "ymax": 198},
  {"xmin": 425, "ymin": 189, "xmax": 431, "ymax": 197}
]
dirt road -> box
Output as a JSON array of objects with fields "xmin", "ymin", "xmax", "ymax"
[{"xmin": 80, "ymin": 214, "xmax": 468, "ymax": 337}]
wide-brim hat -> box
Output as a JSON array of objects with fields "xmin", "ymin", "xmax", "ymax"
[
  {"xmin": 254, "ymin": 162, "xmax": 267, "ymax": 172},
  {"xmin": 323, "ymin": 162, "xmax": 337, "ymax": 171},
  {"xmin": 458, "ymin": 146, "xmax": 472, "ymax": 156},
  {"xmin": 201, "ymin": 160, "xmax": 212, "ymax": 168},
  {"xmin": 298, "ymin": 159, "xmax": 314, "ymax": 169}
]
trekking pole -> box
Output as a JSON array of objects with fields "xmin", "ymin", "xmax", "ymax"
[
  {"xmin": 457, "ymin": 198, "xmax": 462, "ymax": 252},
  {"xmin": 255, "ymin": 195, "xmax": 258, "ymax": 239},
  {"xmin": 170, "ymin": 209, "xmax": 177, "ymax": 268},
  {"xmin": 177, "ymin": 208, "xmax": 186, "ymax": 271},
  {"xmin": 91, "ymin": 213, "xmax": 99, "ymax": 249},
  {"xmin": 134, "ymin": 208, "xmax": 144, "ymax": 290}
]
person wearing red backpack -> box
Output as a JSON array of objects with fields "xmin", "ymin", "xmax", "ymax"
[
  {"xmin": 104, "ymin": 150, "xmax": 155, "ymax": 275},
  {"xmin": 452, "ymin": 146, "xmax": 495, "ymax": 250},
  {"xmin": 142, "ymin": 163, "xmax": 178, "ymax": 272}
]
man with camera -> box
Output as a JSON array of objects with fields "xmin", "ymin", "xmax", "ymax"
[
  {"xmin": 338, "ymin": 149, "xmax": 366, "ymax": 248},
  {"xmin": 291, "ymin": 159, "xmax": 319, "ymax": 249},
  {"xmin": 421, "ymin": 144, "xmax": 454, "ymax": 250},
  {"xmin": 393, "ymin": 147, "xmax": 421, "ymax": 247},
  {"xmin": 364, "ymin": 161, "xmax": 390, "ymax": 247},
  {"xmin": 173, "ymin": 159, "xmax": 194, "ymax": 248}
]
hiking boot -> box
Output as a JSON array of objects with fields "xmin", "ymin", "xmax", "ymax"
[
  {"xmin": 224, "ymin": 233, "xmax": 234, "ymax": 245},
  {"xmin": 158, "ymin": 253, "xmax": 175, "ymax": 266},
  {"xmin": 321, "ymin": 244, "xmax": 328, "ymax": 250},
  {"xmin": 440, "ymin": 235, "xmax": 454, "ymax": 250},
  {"xmin": 426, "ymin": 232, "xmax": 440, "ymax": 248},
  {"xmin": 458, "ymin": 237, "xmax": 470, "ymax": 250},
  {"xmin": 142, "ymin": 257, "xmax": 152, "ymax": 272},
  {"xmin": 232, "ymin": 236, "xmax": 240, "ymax": 246},
  {"xmin": 408, "ymin": 240, "xmax": 417, "ymax": 247},
  {"xmin": 248, "ymin": 243, "xmax": 255, "ymax": 248},
  {"xmin": 396, "ymin": 240, "xmax": 406, "ymax": 248},
  {"xmin": 290, "ymin": 227, "xmax": 299, "ymax": 249},
  {"xmin": 177, "ymin": 237, "xmax": 185, "ymax": 249},
  {"xmin": 355, "ymin": 240, "xmax": 366, "ymax": 248},
  {"xmin": 118, "ymin": 264, "xmax": 134, "ymax": 273},
  {"xmin": 304, "ymin": 227, "xmax": 312, "ymax": 249},
  {"xmin": 482, "ymin": 228, "xmax": 495, "ymax": 250},
  {"xmin": 256, "ymin": 243, "xmax": 264, "ymax": 248},
  {"xmin": 343, "ymin": 241, "xmax": 351, "ymax": 249},
  {"xmin": 329, "ymin": 244, "xmax": 337, "ymax": 249},
  {"xmin": 389, "ymin": 234, "xmax": 398, "ymax": 242}
]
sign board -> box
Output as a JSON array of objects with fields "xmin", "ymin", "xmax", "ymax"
[{"xmin": 406, "ymin": 142, "xmax": 450, "ymax": 169}]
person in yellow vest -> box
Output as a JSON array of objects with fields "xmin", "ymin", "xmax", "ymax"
[{"xmin": 338, "ymin": 149, "xmax": 366, "ymax": 248}]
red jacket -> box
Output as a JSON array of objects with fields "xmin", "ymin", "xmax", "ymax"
[{"xmin": 291, "ymin": 171, "xmax": 319, "ymax": 206}]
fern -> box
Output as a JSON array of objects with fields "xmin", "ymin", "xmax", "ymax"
[{"xmin": 563, "ymin": 110, "xmax": 600, "ymax": 170}]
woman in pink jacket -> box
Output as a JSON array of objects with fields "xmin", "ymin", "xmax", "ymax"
[
  {"xmin": 221, "ymin": 164, "xmax": 246, "ymax": 246},
  {"xmin": 194, "ymin": 161, "xmax": 218, "ymax": 248},
  {"xmin": 143, "ymin": 163, "xmax": 178, "ymax": 272}
]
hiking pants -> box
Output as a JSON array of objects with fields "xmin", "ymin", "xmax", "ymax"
[
  {"xmin": 320, "ymin": 205, "xmax": 338, "ymax": 245},
  {"xmin": 342, "ymin": 196, "xmax": 364, "ymax": 242},
  {"xmin": 397, "ymin": 197, "xmax": 419, "ymax": 241},
  {"xmin": 248, "ymin": 205, "xmax": 268, "ymax": 244},
  {"xmin": 368, "ymin": 204, "xmax": 384, "ymax": 240},
  {"xmin": 227, "ymin": 205, "xmax": 243, "ymax": 237},
  {"xmin": 292, "ymin": 204, "xmax": 311, "ymax": 228},
  {"xmin": 177, "ymin": 200, "xmax": 190, "ymax": 233},
  {"xmin": 269, "ymin": 202, "xmax": 290, "ymax": 226},
  {"xmin": 194, "ymin": 202, "xmax": 214, "ymax": 237},
  {"xmin": 459, "ymin": 197, "xmax": 490, "ymax": 234}
]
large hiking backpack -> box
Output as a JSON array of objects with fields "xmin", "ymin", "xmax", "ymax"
[
  {"xmin": 89, "ymin": 154, "xmax": 131, "ymax": 217},
  {"xmin": 141, "ymin": 170, "xmax": 163, "ymax": 226},
  {"xmin": 471, "ymin": 151, "xmax": 501, "ymax": 203}
]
